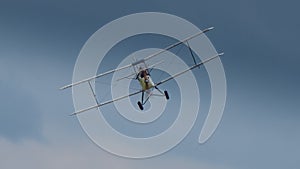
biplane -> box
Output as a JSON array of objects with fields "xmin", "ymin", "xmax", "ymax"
[{"xmin": 60, "ymin": 27, "xmax": 224, "ymax": 115}]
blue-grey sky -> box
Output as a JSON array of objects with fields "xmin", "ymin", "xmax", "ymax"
[{"xmin": 0, "ymin": 0, "xmax": 299, "ymax": 168}]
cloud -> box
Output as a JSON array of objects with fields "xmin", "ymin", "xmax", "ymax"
[
  {"xmin": 0, "ymin": 82, "xmax": 43, "ymax": 141},
  {"xmin": 0, "ymin": 138, "xmax": 230, "ymax": 169},
  {"xmin": 0, "ymin": 52, "xmax": 77, "ymax": 142}
]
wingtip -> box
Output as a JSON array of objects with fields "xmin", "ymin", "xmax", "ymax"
[
  {"xmin": 203, "ymin": 27, "xmax": 214, "ymax": 33},
  {"xmin": 60, "ymin": 85, "xmax": 70, "ymax": 90},
  {"xmin": 69, "ymin": 113, "xmax": 76, "ymax": 116},
  {"xmin": 209, "ymin": 26, "xmax": 214, "ymax": 30}
]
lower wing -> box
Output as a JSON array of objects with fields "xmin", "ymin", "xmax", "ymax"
[{"xmin": 70, "ymin": 90, "xmax": 143, "ymax": 116}]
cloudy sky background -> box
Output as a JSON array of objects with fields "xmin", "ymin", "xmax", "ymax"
[{"xmin": 0, "ymin": 0, "xmax": 299, "ymax": 168}]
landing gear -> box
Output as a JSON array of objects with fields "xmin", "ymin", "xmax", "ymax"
[
  {"xmin": 137, "ymin": 89, "xmax": 169, "ymax": 110},
  {"xmin": 155, "ymin": 87, "xmax": 169, "ymax": 100},
  {"xmin": 137, "ymin": 101, "xmax": 144, "ymax": 110},
  {"xmin": 164, "ymin": 90, "xmax": 169, "ymax": 100}
]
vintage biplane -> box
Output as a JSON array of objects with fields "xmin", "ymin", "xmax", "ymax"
[{"xmin": 61, "ymin": 27, "xmax": 224, "ymax": 115}]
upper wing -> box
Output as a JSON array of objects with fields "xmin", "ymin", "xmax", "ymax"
[
  {"xmin": 155, "ymin": 53, "xmax": 224, "ymax": 87},
  {"xmin": 143, "ymin": 27, "xmax": 214, "ymax": 62},
  {"xmin": 70, "ymin": 90, "xmax": 143, "ymax": 116},
  {"xmin": 60, "ymin": 27, "xmax": 214, "ymax": 90},
  {"xmin": 60, "ymin": 64, "xmax": 132, "ymax": 90}
]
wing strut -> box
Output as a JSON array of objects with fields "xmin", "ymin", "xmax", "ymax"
[
  {"xmin": 87, "ymin": 80, "xmax": 99, "ymax": 105},
  {"xmin": 186, "ymin": 41, "xmax": 198, "ymax": 68}
]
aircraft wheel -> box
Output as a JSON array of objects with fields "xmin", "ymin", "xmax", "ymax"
[
  {"xmin": 137, "ymin": 101, "xmax": 144, "ymax": 110},
  {"xmin": 164, "ymin": 90, "xmax": 169, "ymax": 100}
]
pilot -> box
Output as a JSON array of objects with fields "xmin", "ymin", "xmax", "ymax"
[{"xmin": 138, "ymin": 67, "xmax": 150, "ymax": 83}]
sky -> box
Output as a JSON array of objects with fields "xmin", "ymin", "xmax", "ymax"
[{"xmin": 0, "ymin": 0, "xmax": 299, "ymax": 168}]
